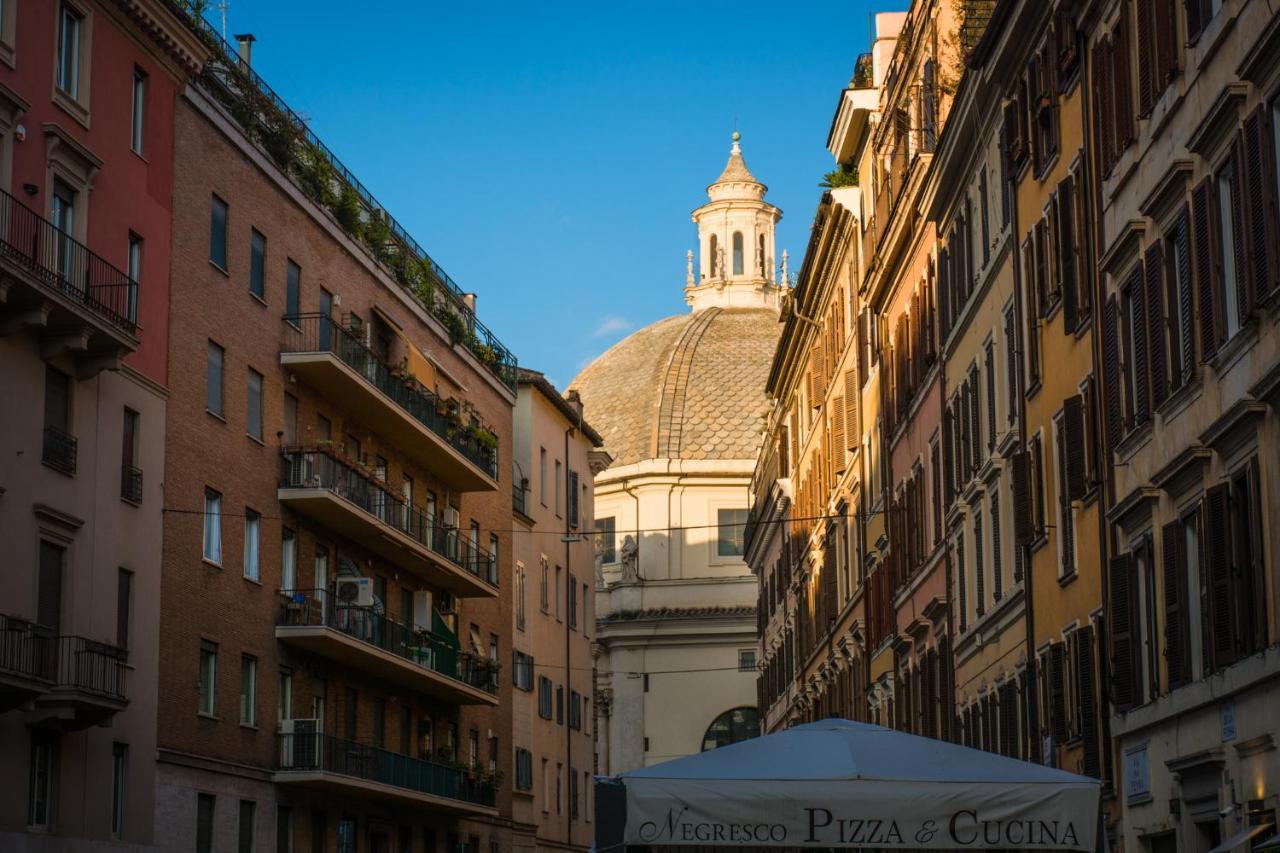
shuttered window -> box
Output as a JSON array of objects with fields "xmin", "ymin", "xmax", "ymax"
[
  {"xmin": 1062, "ymin": 394, "xmax": 1087, "ymax": 501},
  {"xmin": 1122, "ymin": 264, "xmax": 1149, "ymax": 429},
  {"xmin": 1073, "ymin": 626, "xmax": 1100, "ymax": 779},
  {"xmin": 1135, "ymin": 0, "xmax": 1178, "ymax": 117},
  {"xmin": 1191, "ymin": 178, "xmax": 1221, "ymax": 359},
  {"xmin": 1048, "ymin": 642, "xmax": 1067, "ymax": 745},
  {"xmin": 985, "ymin": 341, "xmax": 997, "ymax": 451},
  {"xmin": 1242, "ymin": 106, "xmax": 1280, "ymax": 302},
  {"xmin": 1004, "ymin": 305, "xmax": 1019, "ymax": 425},
  {"xmin": 1012, "ymin": 450, "xmax": 1033, "ymax": 547},
  {"xmin": 990, "ymin": 491, "xmax": 1003, "ymax": 602},
  {"xmin": 1109, "ymin": 553, "xmax": 1139, "ymax": 711},
  {"xmin": 1054, "ymin": 411, "xmax": 1076, "ymax": 577},
  {"xmin": 1144, "ymin": 243, "xmax": 1169, "ymax": 409},
  {"xmin": 1164, "ymin": 209, "xmax": 1195, "ymax": 390},
  {"xmin": 969, "ymin": 364, "xmax": 982, "ymax": 471},
  {"xmin": 974, "ymin": 511, "xmax": 985, "ymax": 618},
  {"xmin": 956, "ymin": 533, "xmax": 967, "ymax": 633},
  {"xmin": 1161, "ymin": 521, "xmax": 1190, "ymax": 691}
]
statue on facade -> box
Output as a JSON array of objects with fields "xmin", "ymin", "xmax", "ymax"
[{"xmin": 619, "ymin": 534, "xmax": 639, "ymax": 582}]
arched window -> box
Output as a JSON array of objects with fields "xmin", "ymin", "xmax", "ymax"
[
  {"xmin": 710, "ymin": 234, "xmax": 719, "ymax": 277},
  {"xmin": 701, "ymin": 706, "xmax": 759, "ymax": 751},
  {"xmin": 732, "ymin": 232, "xmax": 744, "ymax": 275},
  {"xmin": 758, "ymin": 234, "xmax": 766, "ymax": 275}
]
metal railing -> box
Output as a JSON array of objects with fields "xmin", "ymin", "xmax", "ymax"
[
  {"xmin": 280, "ymin": 447, "xmax": 497, "ymax": 587},
  {"xmin": 278, "ymin": 590, "xmax": 497, "ymax": 694},
  {"xmin": 512, "ymin": 483, "xmax": 527, "ymax": 516},
  {"xmin": 282, "ymin": 314, "xmax": 498, "ymax": 479},
  {"xmin": 121, "ymin": 465, "xmax": 143, "ymax": 503},
  {"xmin": 277, "ymin": 732, "xmax": 496, "ymax": 806},
  {"xmin": 0, "ymin": 616, "xmax": 54, "ymax": 684},
  {"xmin": 169, "ymin": 3, "xmax": 515, "ymax": 387},
  {"xmin": 42, "ymin": 427, "xmax": 77, "ymax": 475},
  {"xmin": 0, "ymin": 188, "xmax": 138, "ymax": 336},
  {"xmin": 51, "ymin": 635, "xmax": 128, "ymax": 699}
]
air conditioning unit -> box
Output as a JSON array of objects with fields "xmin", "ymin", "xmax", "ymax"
[
  {"xmin": 442, "ymin": 507, "xmax": 460, "ymax": 529},
  {"xmin": 412, "ymin": 590, "xmax": 433, "ymax": 632},
  {"xmin": 335, "ymin": 577, "xmax": 374, "ymax": 607}
]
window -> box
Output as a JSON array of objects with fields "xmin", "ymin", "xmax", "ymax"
[
  {"xmin": 1202, "ymin": 463, "xmax": 1268, "ymax": 673},
  {"xmin": 43, "ymin": 364, "xmax": 73, "ymax": 467},
  {"xmin": 283, "ymin": 393, "xmax": 297, "ymax": 444},
  {"xmin": 515, "ymin": 563, "xmax": 526, "ymax": 631},
  {"xmin": 738, "ymin": 649, "xmax": 756, "ymax": 672},
  {"xmin": 1030, "ymin": 435, "xmax": 1046, "ymax": 536},
  {"xmin": 247, "ymin": 369, "xmax": 263, "ymax": 441},
  {"xmin": 126, "ymin": 233, "xmax": 142, "ymax": 322},
  {"xmin": 111, "ymin": 742, "xmax": 127, "ymax": 838},
  {"xmin": 278, "ymin": 668, "xmax": 292, "ymax": 722},
  {"xmin": 700, "ymin": 707, "xmax": 760, "ymax": 751},
  {"xmin": 710, "ymin": 233, "xmax": 720, "ymax": 276},
  {"xmin": 717, "ymin": 508, "xmax": 749, "ymax": 557},
  {"xmin": 373, "ymin": 698, "xmax": 386, "ymax": 748},
  {"xmin": 196, "ymin": 794, "xmax": 215, "ymax": 853},
  {"xmin": 239, "ymin": 800, "xmax": 256, "ymax": 853},
  {"xmin": 285, "ymin": 260, "xmax": 300, "ymax": 320},
  {"xmin": 1164, "ymin": 211, "xmax": 1194, "ymax": 391},
  {"xmin": 249, "ymin": 230, "xmax": 266, "ymax": 299},
  {"xmin": 207, "ymin": 341, "xmax": 224, "ymax": 417},
  {"xmin": 203, "ymin": 489, "xmax": 222, "ymax": 564},
  {"xmin": 117, "ymin": 568, "xmax": 132, "ymax": 649},
  {"xmin": 512, "ymin": 651, "xmax": 534, "ymax": 690},
  {"xmin": 210, "ymin": 195, "xmax": 228, "ymax": 269},
  {"xmin": 556, "ymin": 763, "xmax": 563, "ymax": 814},
  {"xmin": 28, "ymin": 734, "xmax": 57, "ymax": 828},
  {"xmin": 276, "ymin": 806, "xmax": 292, "ymax": 853},
  {"xmin": 539, "ymin": 557, "xmax": 549, "ymax": 612},
  {"xmin": 1215, "ymin": 160, "xmax": 1242, "ymax": 340},
  {"xmin": 199, "ymin": 641, "xmax": 217, "ymax": 715},
  {"xmin": 468, "ymin": 728, "xmax": 479, "ymax": 768},
  {"xmin": 515, "ymin": 748, "xmax": 533, "ymax": 791},
  {"xmin": 595, "ymin": 516, "xmax": 616, "ymax": 563},
  {"xmin": 489, "ymin": 533, "xmax": 499, "ymax": 585},
  {"xmin": 555, "ymin": 459, "xmax": 563, "ymax": 516},
  {"xmin": 280, "ymin": 528, "xmax": 295, "ymax": 592},
  {"xmin": 243, "ymin": 509, "xmax": 260, "ymax": 581},
  {"xmin": 1054, "ymin": 413, "xmax": 1076, "ymax": 578},
  {"xmin": 240, "ymin": 655, "xmax": 257, "ymax": 726},
  {"xmin": 130, "ymin": 68, "xmax": 147, "ymax": 154},
  {"xmin": 554, "ymin": 565, "xmax": 562, "ymax": 620},
  {"xmin": 539, "ymin": 448, "xmax": 548, "ymax": 505},
  {"xmin": 567, "ymin": 469, "xmax": 580, "ymax": 527},
  {"xmin": 568, "ymin": 575, "xmax": 577, "ymax": 629},
  {"xmin": 538, "ymin": 676, "xmax": 553, "ymax": 719},
  {"xmin": 732, "ymin": 231, "xmax": 744, "ymax": 275},
  {"xmin": 56, "ymin": 3, "xmax": 83, "ymax": 98},
  {"xmin": 337, "ymin": 818, "xmax": 356, "ymax": 853}
]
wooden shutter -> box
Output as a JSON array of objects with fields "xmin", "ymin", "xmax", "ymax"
[
  {"xmin": 1173, "ymin": 207, "xmax": 1195, "ymax": 378},
  {"xmin": 1063, "ymin": 394, "xmax": 1087, "ymax": 501},
  {"xmin": 844, "ymin": 371, "xmax": 858, "ymax": 450},
  {"xmin": 1101, "ymin": 296, "xmax": 1123, "ymax": 448},
  {"xmin": 1049, "ymin": 642, "xmax": 1068, "ymax": 744},
  {"xmin": 1062, "ymin": 180, "xmax": 1079, "ymax": 332},
  {"xmin": 1113, "ymin": 12, "xmax": 1134, "ymax": 151},
  {"xmin": 1072, "ymin": 166, "xmax": 1091, "ymax": 316},
  {"xmin": 1109, "ymin": 553, "xmax": 1137, "ymax": 711},
  {"xmin": 812, "ymin": 341, "xmax": 826, "ymax": 399},
  {"xmin": 1231, "ymin": 135, "xmax": 1255, "ymax": 320},
  {"xmin": 832, "ymin": 398, "xmax": 846, "ymax": 475},
  {"xmin": 1076, "ymin": 627, "xmax": 1100, "ymax": 778},
  {"xmin": 1145, "ymin": 242, "xmax": 1168, "ymax": 408},
  {"xmin": 969, "ymin": 365, "xmax": 982, "ymax": 470},
  {"xmin": 1128, "ymin": 263, "xmax": 1151, "ymax": 426},
  {"xmin": 1191, "ymin": 178, "xmax": 1219, "ymax": 360},
  {"xmin": 1012, "ymin": 450, "xmax": 1033, "ymax": 546},
  {"xmin": 1184, "ymin": 0, "xmax": 1204, "ymax": 42},
  {"xmin": 1203, "ymin": 484, "xmax": 1232, "ymax": 671},
  {"xmin": 1243, "ymin": 107, "xmax": 1280, "ymax": 299},
  {"xmin": 1092, "ymin": 40, "xmax": 1113, "ymax": 173},
  {"xmin": 1005, "ymin": 307, "xmax": 1019, "ymax": 424},
  {"xmin": 1154, "ymin": 0, "xmax": 1177, "ymax": 92},
  {"xmin": 1161, "ymin": 521, "xmax": 1188, "ymax": 690},
  {"xmin": 1136, "ymin": 0, "xmax": 1155, "ymax": 116}
]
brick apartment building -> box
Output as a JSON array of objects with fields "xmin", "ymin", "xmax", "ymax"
[
  {"xmin": 0, "ymin": 1, "xmax": 203, "ymax": 849},
  {"xmin": 151, "ymin": 19, "xmax": 519, "ymax": 853}
]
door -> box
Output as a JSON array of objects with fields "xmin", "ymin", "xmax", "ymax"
[
  {"xmin": 314, "ymin": 547, "xmax": 329, "ymax": 614},
  {"xmin": 37, "ymin": 542, "xmax": 64, "ymax": 679},
  {"xmin": 50, "ymin": 181, "xmax": 76, "ymax": 283},
  {"xmin": 318, "ymin": 289, "xmax": 333, "ymax": 351}
]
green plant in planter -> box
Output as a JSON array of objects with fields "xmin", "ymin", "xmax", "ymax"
[
  {"xmin": 471, "ymin": 342, "xmax": 500, "ymax": 367},
  {"xmin": 438, "ymin": 308, "xmax": 469, "ymax": 345},
  {"xmin": 333, "ymin": 184, "xmax": 364, "ymax": 237},
  {"xmin": 362, "ymin": 213, "xmax": 392, "ymax": 262},
  {"xmin": 470, "ymin": 426, "xmax": 498, "ymax": 453},
  {"xmin": 297, "ymin": 143, "xmax": 336, "ymax": 208}
]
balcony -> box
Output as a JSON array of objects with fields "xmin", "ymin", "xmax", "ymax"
[
  {"xmin": 0, "ymin": 188, "xmax": 138, "ymax": 376},
  {"xmin": 278, "ymin": 447, "xmax": 498, "ymax": 598},
  {"xmin": 276, "ymin": 591, "xmax": 498, "ymax": 705},
  {"xmin": 276, "ymin": 733, "xmax": 497, "ymax": 817},
  {"xmin": 280, "ymin": 315, "xmax": 498, "ymax": 492},
  {"xmin": 27, "ymin": 635, "xmax": 128, "ymax": 730},
  {"xmin": 121, "ymin": 464, "xmax": 143, "ymax": 503},
  {"xmin": 0, "ymin": 616, "xmax": 54, "ymax": 711},
  {"xmin": 42, "ymin": 426, "xmax": 77, "ymax": 476}
]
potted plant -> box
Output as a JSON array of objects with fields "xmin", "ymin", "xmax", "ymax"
[{"xmin": 333, "ymin": 184, "xmax": 364, "ymax": 237}]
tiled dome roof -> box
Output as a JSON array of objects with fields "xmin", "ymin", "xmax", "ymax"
[{"xmin": 568, "ymin": 307, "xmax": 780, "ymax": 467}]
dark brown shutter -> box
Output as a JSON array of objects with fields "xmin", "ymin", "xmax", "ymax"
[
  {"xmin": 1062, "ymin": 184, "xmax": 1079, "ymax": 332},
  {"xmin": 1109, "ymin": 553, "xmax": 1137, "ymax": 711},
  {"xmin": 1012, "ymin": 450, "xmax": 1033, "ymax": 546},
  {"xmin": 1136, "ymin": 0, "xmax": 1154, "ymax": 116},
  {"xmin": 1063, "ymin": 394, "xmax": 1087, "ymax": 501},
  {"xmin": 1191, "ymin": 178, "xmax": 1219, "ymax": 359},
  {"xmin": 1203, "ymin": 484, "xmax": 1232, "ymax": 671},
  {"xmin": 1173, "ymin": 207, "xmax": 1195, "ymax": 378},
  {"xmin": 1162, "ymin": 521, "xmax": 1188, "ymax": 690},
  {"xmin": 1231, "ymin": 135, "xmax": 1255, "ymax": 319},
  {"xmin": 1184, "ymin": 0, "xmax": 1204, "ymax": 42},
  {"xmin": 1101, "ymin": 296, "xmax": 1123, "ymax": 448},
  {"xmin": 1092, "ymin": 40, "xmax": 1113, "ymax": 173},
  {"xmin": 845, "ymin": 371, "xmax": 858, "ymax": 450},
  {"xmin": 1113, "ymin": 12, "xmax": 1135, "ymax": 151},
  {"xmin": 1243, "ymin": 107, "xmax": 1279, "ymax": 299},
  {"xmin": 1145, "ymin": 242, "xmax": 1168, "ymax": 408},
  {"xmin": 1077, "ymin": 627, "xmax": 1100, "ymax": 778},
  {"xmin": 1049, "ymin": 642, "xmax": 1068, "ymax": 744},
  {"xmin": 969, "ymin": 365, "xmax": 982, "ymax": 469},
  {"xmin": 1129, "ymin": 263, "xmax": 1151, "ymax": 426}
]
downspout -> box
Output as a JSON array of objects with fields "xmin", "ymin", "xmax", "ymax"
[
  {"xmin": 563, "ymin": 416, "xmax": 579, "ymax": 844},
  {"xmin": 1005, "ymin": 98, "xmax": 1038, "ymax": 763}
]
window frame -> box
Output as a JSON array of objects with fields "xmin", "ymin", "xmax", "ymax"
[
  {"xmin": 198, "ymin": 640, "xmax": 218, "ymax": 716},
  {"xmin": 130, "ymin": 67, "xmax": 147, "ymax": 155},
  {"xmin": 210, "ymin": 194, "xmax": 229, "ymax": 272}
]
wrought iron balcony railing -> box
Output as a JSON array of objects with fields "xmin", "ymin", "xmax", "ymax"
[
  {"xmin": 277, "ymin": 732, "xmax": 496, "ymax": 808},
  {"xmin": 42, "ymin": 427, "xmax": 77, "ymax": 475},
  {"xmin": 0, "ymin": 187, "xmax": 138, "ymax": 336},
  {"xmin": 278, "ymin": 590, "xmax": 498, "ymax": 695},
  {"xmin": 282, "ymin": 314, "xmax": 498, "ymax": 479},
  {"xmin": 280, "ymin": 447, "xmax": 497, "ymax": 587},
  {"xmin": 121, "ymin": 465, "xmax": 143, "ymax": 503},
  {"xmin": 512, "ymin": 483, "xmax": 528, "ymax": 516},
  {"xmin": 0, "ymin": 616, "xmax": 55, "ymax": 684},
  {"xmin": 51, "ymin": 635, "xmax": 128, "ymax": 699}
]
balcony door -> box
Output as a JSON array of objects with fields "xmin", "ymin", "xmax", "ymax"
[
  {"xmin": 50, "ymin": 180, "xmax": 77, "ymax": 286},
  {"xmin": 37, "ymin": 541, "xmax": 64, "ymax": 680}
]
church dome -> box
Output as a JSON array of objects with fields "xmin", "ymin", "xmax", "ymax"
[{"xmin": 568, "ymin": 306, "xmax": 780, "ymax": 468}]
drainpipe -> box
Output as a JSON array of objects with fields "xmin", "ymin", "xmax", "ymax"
[
  {"xmin": 564, "ymin": 412, "xmax": 580, "ymax": 844},
  {"xmin": 1003, "ymin": 99, "xmax": 1039, "ymax": 763}
]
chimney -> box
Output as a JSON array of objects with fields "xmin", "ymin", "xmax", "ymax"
[
  {"xmin": 234, "ymin": 33, "xmax": 256, "ymax": 66},
  {"xmin": 566, "ymin": 390, "xmax": 584, "ymax": 418},
  {"xmin": 461, "ymin": 293, "xmax": 477, "ymax": 312}
]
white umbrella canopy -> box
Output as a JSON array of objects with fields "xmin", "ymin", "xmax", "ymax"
[{"xmin": 603, "ymin": 719, "xmax": 1100, "ymax": 851}]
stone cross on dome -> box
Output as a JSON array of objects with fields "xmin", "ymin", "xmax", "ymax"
[{"xmin": 685, "ymin": 131, "xmax": 785, "ymax": 313}]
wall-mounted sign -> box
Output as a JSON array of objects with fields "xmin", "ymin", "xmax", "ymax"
[
  {"xmin": 1220, "ymin": 701, "xmax": 1236, "ymax": 742},
  {"xmin": 1124, "ymin": 744, "xmax": 1150, "ymax": 803}
]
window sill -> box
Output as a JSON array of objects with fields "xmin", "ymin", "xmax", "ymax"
[
  {"xmin": 1057, "ymin": 569, "xmax": 1078, "ymax": 589},
  {"xmin": 240, "ymin": 723, "xmax": 260, "ymax": 731},
  {"xmin": 1115, "ymin": 421, "xmax": 1153, "ymax": 464},
  {"xmin": 201, "ymin": 558, "xmax": 223, "ymax": 571},
  {"xmin": 249, "ymin": 291, "xmax": 268, "ymax": 307},
  {"xmin": 209, "ymin": 260, "xmax": 230, "ymax": 278},
  {"xmin": 1210, "ymin": 321, "xmax": 1259, "ymax": 377},
  {"xmin": 1029, "ymin": 532, "xmax": 1049, "ymax": 553},
  {"xmin": 243, "ymin": 575, "xmax": 262, "ymax": 586},
  {"xmin": 41, "ymin": 460, "xmax": 76, "ymax": 479},
  {"xmin": 206, "ymin": 410, "xmax": 227, "ymax": 424},
  {"xmin": 52, "ymin": 88, "xmax": 90, "ymax": 130},
  {"xmin": 121, "ymin": 495, "xmax": 142, "ymax": 508},
  {"xmin": 197, "ymin": 712, "xmax": 221, "ymax": 721},
  {"xmin": 246, "ymin": 434, "xmax": 265, "ymax": 447},
  {"xmin": 1025, "ymin": 377, "xmax": 1043, "ymax": 401},
  {"xmin": 1156, "ymin": 375, "xmax": 1202, "ymax": 426},
  {"xmin": 1034, "ymin": 150, "xmax": 1062, "ymax": 184}
]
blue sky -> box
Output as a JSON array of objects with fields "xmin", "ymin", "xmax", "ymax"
[{"xmin": 215, "ymin": 1, "xmax": 902, "ymax": 388}]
